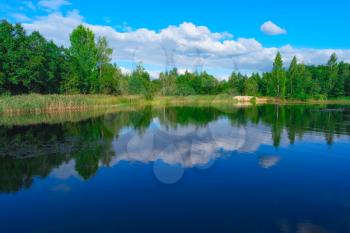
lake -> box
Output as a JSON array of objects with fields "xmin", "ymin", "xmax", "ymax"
[{"xmin": 1, "ymin": 104, "xmax": 350, "ymax": 233}]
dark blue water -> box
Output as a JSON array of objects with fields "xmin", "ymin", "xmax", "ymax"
[{"xmin": 1, "ymin": 105, "xmax": 350, "ymax": 233}]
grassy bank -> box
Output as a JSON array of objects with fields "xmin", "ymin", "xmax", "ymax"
[
  {"xmin": 0, "ymin": 94, "xmax": 243, "ymax": 115},
  {"xmin": 0, "ymin": 94, "xmax": 144, "ymax": 115},
  {"xmin": 1, "ymin": 94, "xmax": 350, "ymax": 116}
]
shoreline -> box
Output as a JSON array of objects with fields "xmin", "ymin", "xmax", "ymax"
[{"xmin": 1, "ymin": 94, "xmax": 350, "ymax": 116}]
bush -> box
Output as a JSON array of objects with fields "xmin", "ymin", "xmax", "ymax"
[
  {"xmin": 175, "ymin": 83, "xmax": 196, "ymax": 96},
  {"xmin": 250, "ymin": 97, "xmax": 257, "ymax": 105},
  {"xmin": 313, "ymin": 94, "xmax": 327, "ymax": 101}
]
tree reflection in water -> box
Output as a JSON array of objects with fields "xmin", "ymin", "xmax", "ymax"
[{"xmin": 0, "ymin": 104, "xmax": 349, "ymax": 192}]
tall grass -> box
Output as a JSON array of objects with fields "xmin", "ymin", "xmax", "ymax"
[
  {"xmin": 0, "ymin": 94, "xmax": 242, "ymax": 115},
  {"xmin": 151, "ymin": 94, "xmax": 238, "ymax": 105},
  {"xmin": 0, "ymin": 94, "xmax": 143, "ymax": 115},
  {"xmin": 4, "ymin": 94, "xmax": 349, "ymax": 116}
]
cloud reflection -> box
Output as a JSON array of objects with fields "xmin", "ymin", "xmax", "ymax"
[
  {"xmin": 259, "ymin": 155, "xmax": 281, "ymax": 169},
  {"xmin": 51, "ymin": 160, "xmax": 81, "ymax": 180},
  {"xmin": 296, "ymin": 223, "xmax": 330, "ymax": 233},
  {"xmin": 109, "ymin": 119, "xmax": 279, "ymax": 169}
]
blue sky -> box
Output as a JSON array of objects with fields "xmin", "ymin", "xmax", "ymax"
[{"xmin": 1, "ymin": 0, "xmax": 350, "ymax": 77}]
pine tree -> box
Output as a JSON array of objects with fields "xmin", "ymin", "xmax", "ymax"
[
  {"xmin": 343, "ymin": 64, "xmax": 350, "ymax": 96},
  {"xmin": 327, "ymin": 53, "xmax": 339, "ymax": 98},
  {"xmin": 332, "ymin": 61, "xmax": 346, "ymax": 97},
  {"xmin": 271, "ymin": 52, "xmax": 286, "ymax": 98},
  {"xmin": 287, "ymin": 56, "xmax": 298, "ymax": 99}
]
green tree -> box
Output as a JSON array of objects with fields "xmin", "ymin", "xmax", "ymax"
[
  {"xmin": 228, "ymin": 72, "xmax": 245, "ymax": 95},
  {"xmin": 128, "ymin": 64, "xmax": 153, "ymax": 98},
  {"xmin": 65, "ymin": 25, "xmax": 98, "ymax": 93},
  {"xmin": 341, "ymin": 63, "xmax": 350, "ymax": 96},
  {"xmin": 175, "ymin": 71, "xmax": 196, "ymax": 96},
  {"xmin": 96, "ymin": 37, "xmax": 113, "ymax": 78},
  {"xmin": 333, "ymin": 61, "xmax": 346, "ymax": 97},
  {"xmin": 271, "ymin": 52, "xmax": 286, "ymax": 98},
  {"xmin": 0, "ymin": 20, "xmax": 66, "ymax": 94},
  {"xmin": 327, "ymin": 53, "xmax": 339, "ymax": 97},
  {"xmin": 99, "ymin": 64, "xmax": 124, "ymax": 94},
  {"xmin": 261, "ymin": 72, "xmax": 271, "ymax": 96},
  {"xmin": 244, "ymin": 74, "xmax": 259, "ymax": 96},
  {"xmin": 297, "ymin": 64, "xmax": 314, "ymax": 100},
  {"xmin": 287, "ymin": 56, "xmax": 298, "ymax": 99},
  {"xmin": 0, "ymin": 21, "xmax": 28, "ymax": 94},
  {"xmin": 199, "ymin": 72, "xmax": 218, "ymax": 94},
  {"xmin": 159, "ymin": 68, "xmax": 177, "ymax": 95}
]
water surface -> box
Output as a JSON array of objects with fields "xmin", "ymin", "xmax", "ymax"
[{"xmin": 1, "ymin": 104, "xmax": 350, "ymax": 233}]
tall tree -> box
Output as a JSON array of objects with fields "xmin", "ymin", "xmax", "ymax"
[
  {"xmin": 128, "ymin": 64, "xmax": 153, "ymax": 98},
  {"xmin": 342, "ymin": 63, "xmax": 350, "ymax": 96},
  {"xmin": 297, "ymin": 64, "xmax": 314, "ymax": 100},
  {"xmin": 96, "ymin": 36, "xmax": 114, "ymax": 93},
  {"xmin": 0, "ymin": 20, "xmax": 66, "ymax": 94},
  {"xmin": 244, "ymin": 74, "xmax": 259, "ymax": 96},
  {"xmin": 199, "ymin": 72, "xmax": 218, "ymax": 94},
  {"xmin": 271, "ymin": 52, "xmax": 286, "ymax": 98},
  {"xmin": 327, "ymin": 53, "xmax": 339, "ymax": 97},
  {"xmin": 228, "ymin": 72, "xmax": 244, "ymax": 95},
  {"xmin": 96, "ymin": 36, "xmax": 113, "ymax": 78},
  {"xmin": 66, "ymin": 25, "xmax": 98, "ymax": 93},
  {"xmin": 333, "ymin": 61, "xmax": 347, "ymax": 97},
  {"xmin": 159, "ymin": 68, "xmax": 177, "ymax": 95},
  {"xmin": 287, "ymin": 56, "xmax": 298, "ymax": 99},
  {"xmin": 0, "ymin": 21, "xmax": 28, "ymax": 94}
]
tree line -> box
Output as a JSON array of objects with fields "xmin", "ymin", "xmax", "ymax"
[{"xmin": 1, "ymin": 20, "xmax": 350, "ymax": 99}]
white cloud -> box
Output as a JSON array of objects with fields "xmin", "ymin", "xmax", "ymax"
[
  {"xmin": 23, "ymin": 10, "xmax": 82, "ymax": 46},
  {"xmin": 38, "ymin": 0, "xmax": 71, "ymax": 11},
  {"xmin": 10, "ymin": 13, "xmax": 31, "ymax": 22},
  {"xmin": 261, "ymin": 21, "xmax": 287, "ymax": 35},
  {"xmin": 119, "ymin": 66, "xmax": 131, "ymax": 75},
  {"xmin": 22, "ymin": 11, "xmax": 350, "ymax": 76}
]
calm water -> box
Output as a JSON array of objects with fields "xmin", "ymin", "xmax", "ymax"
[{"xmin": 1, "ymin": 104, "xmax": 350, "ymax": 233}]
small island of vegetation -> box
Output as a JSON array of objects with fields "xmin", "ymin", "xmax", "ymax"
[{"xmin": 1, "ymin": 20, "xmax": 350, "ymax": 114}]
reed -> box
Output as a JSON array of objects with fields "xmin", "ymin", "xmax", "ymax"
[
  {"xmin": 0, "ymin": 94, "xmax": 143, "ymax": 115},
  {"xmin": 2, "ymin": 94, "xmax": 349, "ymax": 116}
]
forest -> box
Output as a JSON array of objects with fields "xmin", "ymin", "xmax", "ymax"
[{"xmin": 1, "ymin": 20, "xmax": 350, "ymax": 100}]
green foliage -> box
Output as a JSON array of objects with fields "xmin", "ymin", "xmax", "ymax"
[
  {"xmin": 159, "ymin": 68, "xmax": 177, "ymax": 95},
  {"xmin": 1, "ymin": 104, "xmax": 347, "ymax": 192},
  {"xmin": 0, "ymin": 20, "xmax": 66, "ymax": 94},
  {"xmin": 99, "ymin": 64, "xmax": 123, "ymax": 94},
  {"xmin": 198, "ymin": 72, "xmax": 218, "ymax": 94},
  {"xmin": 271, "ymin": 52, "xmax": 286, "ymax": 98},
  {"xmin": 228, "ymin": 72, "xmax": 245, "ymax": 95},
  {"xmin": 171, "ymin": 71, "xmax": 219, "ymax": 96},
  {"xmin": 128, "ymin": 64, "xmax": 152, "ymax": 95},
  {"xmin": 1, "ymin": 21, "xmax": 350, "ymax": 100},
  {"xmin": 65, "ymin": 25, "xmax": 99, "ymax": 93},
  {"xmin": 287, "ymin": 56, "xmax": 298, "ymax": 99},
  {"xmin": 244, "ymin": 73, "xmax": 259, "ymax": 96}
]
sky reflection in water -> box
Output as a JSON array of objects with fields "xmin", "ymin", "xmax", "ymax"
[{"xmin": 1, "ymin": 105, "xmax": 350, "ymax": 233}]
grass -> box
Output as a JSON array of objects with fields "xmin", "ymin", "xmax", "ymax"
[
  {"xmin": 150, "ymin": 95, "xmax": 239, "ymax": 105},
  {"xmin": 0, "ymin": 94, "xmax": 241, "ymax": 115},
  {"xmin": 0, "ymin": 94, "xmax": 143, "ymax": 115},
  {"xmin": 1, "ymin": 94, "xmax": 350, "ymax": 116}
]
